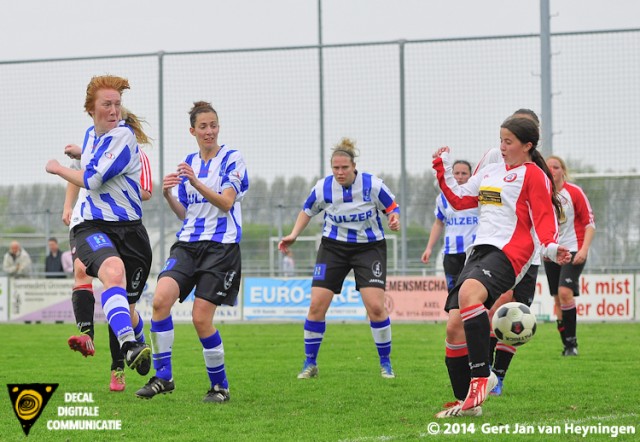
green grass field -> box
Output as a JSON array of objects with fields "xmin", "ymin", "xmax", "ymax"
[{"xmin": 1, "ymin": 322, "xmax": 638, "ymax": 441}]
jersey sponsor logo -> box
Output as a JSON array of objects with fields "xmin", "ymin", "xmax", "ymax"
[
  {"xmin": 130, "ymin": 267, "xmax": 143, "ymax": 290},
  {"xmin": 187, "ymin": 192, "xmax": 209, "ymax": 205},
  {"xmin": 503, "ymin": 172, "xmax": 517, "ymax": 182},
  {"xmin": 446, "ymin": 216, "xmax": 479, "ymax": 226},
  {"xmin": 478, "ymin": 187, "xmax": 502, "ymax": 205},
  {"xmin": 161, "ymin": 258, "xmax": 177, "ymax": 273},
  {"xmin": 371, "ymin": 260, "xmax": 383, "ymax": 278},
  {"xmin": 87, "ymin": 233, "xmax": 113, "ymax": 251},
  {"xmin": 313, "ymin": 264, "xmax": 326, "ymax": 280},
  {"xmin": 327, "ymin": 210, "xmax": 373, "ymax": 223}
]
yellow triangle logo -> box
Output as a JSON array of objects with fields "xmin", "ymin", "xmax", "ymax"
[{"xmin": 7, "ymin": 383, "xmax": 59, "ymax": 436}]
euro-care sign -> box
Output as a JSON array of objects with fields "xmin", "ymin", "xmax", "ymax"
[{"xmin": 243, "ymin": 278, "xmax": 366, "ymax": 321}]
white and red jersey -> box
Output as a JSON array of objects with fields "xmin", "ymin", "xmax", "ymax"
[
  {"xmin": 557, "ymin": 182, "xmax": 595, "ymax": 252},
  {"xmin": 473, "ymin": 147, "xmax": 503, "ymax": 175},
  {"xmin": 472, "ymin": 147, "xmax": 541, "ymax": 265},
  {"xmin": 139, "ymin": 149, "xmax": 152, "ymax": 195},
  {"xmin": 433, "ymin": 152, "xmax": 560, "ymax": 283}
]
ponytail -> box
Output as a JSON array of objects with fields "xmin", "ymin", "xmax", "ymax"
[
  {"xmin": 531, "ymin": 150, "xmax": 562, "ymax": 217},
  {"xmin": 121, "ymin": 107, "xmax": 151, "ymax": 146}
]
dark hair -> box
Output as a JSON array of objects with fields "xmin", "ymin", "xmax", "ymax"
[
  {"xmin": 501, "ymin": 117, "xmax": 562, "ymax": 216},
  {"xmin": 189, "ymin": 101, "xmax": 218, "ymax": 127},
  {"xmin": 511, "ymin": 108, "xmax": 540, "ymax": 125},
  {"xmin": 453, "ymin": 160, "xmax": 472, "ymax": 174},
  {"xmin": 48, "ymin": 237, "xmax": 58, "ymax": 243}
]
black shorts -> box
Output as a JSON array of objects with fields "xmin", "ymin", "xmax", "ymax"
[
  {"xmin": 543, "ymin": 252, "xmax": 585, "ymax": 296},
  {"xmin": 312, "ymin": 237, "xmax": 387, "ymax": 293},
  {"xmin": 443, "ymin": 253, "xmax": 466, "ymax": 291},
  {"xmin": 73, "ymin": 220, "xmax": 152, "ymax": 303},
  {"xmin": 444, "ymin": 245, "xmax": 516, "ymax": 312},
  {"xmin": 69, "ymin": 228, "xmax": 77, "ymax": 261},
  {"xmin": 159, "ymin": 241, "xmax": 241, "ymax": 306},
  {"xmin": 512, "ymin": 265, "xmax": 539, "ymax": 307}
]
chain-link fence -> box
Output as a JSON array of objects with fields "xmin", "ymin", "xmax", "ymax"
[{"xmin": 1, "ymin": 29, "xmax": 639, "ymax": 275}]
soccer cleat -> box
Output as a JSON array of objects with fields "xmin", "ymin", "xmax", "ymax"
[
  {"xmin": 435, "ymin": 400, "xmax": 483, "ymax": 418},
  {"xmin": 461, "ymin": 372, "xmax": 498, "ymax": 411},
  {"xmin": 490, "ymin": 375, "xmax": 504, "ymax": 396},
  {"xmin": 563, "ymin": 346, "xmax": 579, "ymax": 357},
  {"xmin": 203, "ymin": 385, "xmax": 230, "ymax": 403},
  {"xmin": 135, "ymin": 351, "xmax": 151, "ymax": 376},
  {"xmin": 135, "ymin": 376, "xmax": 175, "ymax": 399},
  {"xmin": 297, "ymin": 361, "xmax": 318, "ymax": 379},
  {"xmin": 380, "ymin": 361, "xmax": 396, "ymax": 379},
  {"xmin": 68, "ymin": 334, "xmax": 95, "ymax": 357},
  {"xmin": 110, "ymin": 369, "xmax": 126, "ymax": 392},
  {"xmin": 122, "ymin": 341, "xmax": 151, "ymax": 374}
]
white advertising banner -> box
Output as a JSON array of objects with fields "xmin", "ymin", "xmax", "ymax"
[
  {"xmin": 8, "ymin": 277, "xmax": 241, "ymax": 323},
  {"xmin": 532, "ymin": 273, "xmax": 634, "ymax": 322},
  {"xmin": 9, "ymin": 279, "xmax": 75, "ymax": 322}
]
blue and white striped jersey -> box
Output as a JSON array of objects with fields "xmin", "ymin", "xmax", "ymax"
[
  {"xmin": 77, "ymin": 122, "xmax": 143, "ymax": 222},
  {"xmin": 434, "ymin": 193, "xmax": 478, "ymax": 254},
  {"xmin": 174, "ymin": 145, "xmax": 249, "ymax": 243},
  {"xmin": 303, "ymin": 172, "xmax": 399, "ymax": 243}
]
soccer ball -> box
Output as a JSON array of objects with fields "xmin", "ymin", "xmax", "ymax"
[{"xmin": 491, "ymin": 302, "xmax": 537, "ymax": 346}]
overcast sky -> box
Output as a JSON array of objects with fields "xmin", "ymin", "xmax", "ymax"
[
  {"xmin": 1, "ymin": 0, "xmax": 638, "ymax": 189},
  {"xmin": 2, "ymin": 0, "xmax": 639, "ymax": 61}
]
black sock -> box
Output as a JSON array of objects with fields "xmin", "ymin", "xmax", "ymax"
[
  {"xmin": 445, "ymin": 355, "xmax": 471, "ymax": 401},
  {"xmin": 489, "ymin": 336, "xmax": 498, "ymax": 367},
  {"xmin": 556, "ymin": 319, "xmax": 567, "ymax": 347},
  {"xmin": 462, "ymin": 306, "xmax": 491, "ymax": 378},
  {"xmin": 492, "ymin": 345, "xmax": 516, "ymax": 378},
  {"xmin": 562, "ymin": 306, "xmax": 578, "ymax": 348},
  {"xmin": 71, "ymin": 287, "xmax": 95, "ymax": 339},
  {"xmin": 109, "ymin": 325, "xmax": 125, "ymax": 371}
]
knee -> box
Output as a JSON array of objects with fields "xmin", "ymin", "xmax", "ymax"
[
  {"xmin": 191, "ymin": 313, "xmax": 210, "ymax": 333},
  {"xmin": 74, "ymin": 260, "xmax": 90, "ymax": 282},
  {"xmin": 100, "ymin": 258, "xmax": 126, "ymax": 286},
  {"xmin": 307, "ymin": 302, "xmax": 328, "ymax": 319},
  {"xmin": 446, "ymin": 322, "xmax": 465, "ymax": 343},
  {"xmin": 367, "ymin": 305, "xmax": 386, "ymax": 321},
  {"xmin": 558, "ymin": 287, "xmax": 574, "ymax": 304},
  {"xmin": 152, "ymin": 296, "xmax": 172, "ymax": 318}
]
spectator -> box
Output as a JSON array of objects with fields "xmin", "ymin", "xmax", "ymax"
[
  {"xmin": 61, "ymin": 248, "xmax": 74, "ymax": 275},
  {"xmin": 45, "ymin": 237, "xmax": 66, "ymax": 278},
  {"xmin": 3, "ymin": 241, "xmax": 33, "ymax": 278},
  {"xmin": 282, "ymin": 250, "xmax": 296, "ymax": 277}
]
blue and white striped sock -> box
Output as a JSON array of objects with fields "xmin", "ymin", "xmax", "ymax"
[
  {"xmin": 101, "ymin": 287, "xmax": 134, "ymax": 346},
  {"xmin": 133, "ymin": 311, "xmax": 145, "ymax": 343},
  {"xmin": 150, "ymin": 316, "xmax": 174, "ymax": 381},
  {"xmin": 201, "ymin": 331, "xmax": 228, "ymax": 389},
  {"xmin": 370, "ymin": 318, "xmax": 392, "ymax": 364},
  {"xmin": 303, "ymin": 319, "xmax": 326, "ymax": 365}
]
